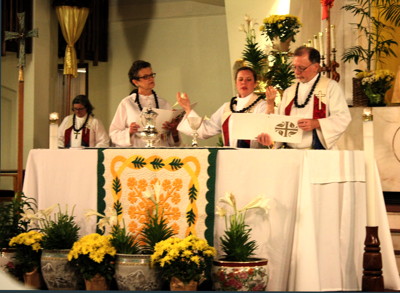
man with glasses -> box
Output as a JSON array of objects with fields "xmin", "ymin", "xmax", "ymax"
[
  {"xmin": 109, "ymin": 60, "xmax": 181, "ymax": 147},
  {"xmin": 257, "ymin": 46, "xmax": 351, "ymax": 149}
]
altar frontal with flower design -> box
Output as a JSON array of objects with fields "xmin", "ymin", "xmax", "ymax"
[{"xmin": 97, "ymin": 148, "xmax": 218, "ymax": 244}]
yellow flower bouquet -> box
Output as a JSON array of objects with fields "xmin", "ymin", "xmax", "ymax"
[
  {"xmin": 151, "ymin": 235, "xmax": 216, "ymax": 286},
  {"xmin": 67, "ymin": 233, "xmax": 116, "ymax": 282},
  {"xmin": 260, "ymin": 14, "xmax": 302, "ymax": 43},
  {"xmin": 9, "ymin": 230, "xmax": 44, "ymax": 273}
]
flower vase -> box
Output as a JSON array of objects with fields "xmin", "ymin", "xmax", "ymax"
[
  {"xmin": 170, "ymin": 276, "xmax": 198, "ymax": 291},
  {"xmin": 84, "ymin": 274, "xmax": 109, "ymax": 291},
  {"xmin": 272, "ymin": 36, "xmax": 292, "ymax": 52},
  {"xmin": 23, "ymin": 267, "xmax": 43, "ymax": 289},
  {"xmin": 212, "ymin": 258, "xmax": 269, "ymax": 291},
  {"xmin": 366, "ymin": 92, "xmax": 386, "ymax": 107}
]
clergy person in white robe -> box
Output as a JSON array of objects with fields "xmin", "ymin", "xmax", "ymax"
[
  {"xmin": 257, "ymin": 46, "xmax": 351, "ymax": 149},
  {"xmin": 177, "ymin": 66, "xmax": 275, "ymax": 148},
  {"xmin": 109, "ymin": 60, "xmax": 180, "ymax": 147},
  {"xmin": 58, "ymin": 95, "xmax": 110, "ymax": 148}
]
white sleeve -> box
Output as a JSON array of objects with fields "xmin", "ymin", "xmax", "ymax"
[
  {"xmin": 57, "ymin": 117, "xmax": 69, "ymax": 148},
  {"xmin": 93, "ymin": 118, "xmax": 110, "ymax": 147},
  {"xmin": 109, "ymin": 100, "xmax": 134, "ymax": 147}
]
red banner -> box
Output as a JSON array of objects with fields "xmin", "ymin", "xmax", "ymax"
[{"xmin": 321, "ymin": 0, "xmax": 335, "ymax": 20}]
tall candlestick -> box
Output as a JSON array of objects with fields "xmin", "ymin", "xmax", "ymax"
[
  {"xmin": 362, "ymin": 108, "xmax": 377, "ymax": 226},
  {"xmin": 318, "ymin": 32, "xmax": 324, "ymax": 57},
  {"xmin": 49, "ymin": 112, "xmax": 59, "ymax": 150},
  {"xmin": 330, "ymin": 24, "xmax": 336, "ymax": 49},
  {"xmin": 313, "ymin": 35, "xmax": 318, "ymax": 50}
]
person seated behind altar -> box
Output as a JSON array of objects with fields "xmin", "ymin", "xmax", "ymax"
[
  {"xmin": 176, "ymin": 66, "xmax": 275, "ymax": 148},
  {"xmin": 58, "ymin": 94, "xmax": 110, "ymax": 148},
  {"xmin": 257, "ymin": 46, "xmax": 351, "ymax": 149},
  {"xmin": 109, "ymin": 60, "xmax": 181, "ymax": 147}
]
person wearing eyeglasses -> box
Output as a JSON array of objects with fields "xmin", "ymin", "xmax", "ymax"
[
  {"xmin": 58, "ymin": 95, "xmax": 110, "ymax": 148},
  {"xmin": 176, "ymin": 66, "xmax": 276, "ymax": 148},
  {"xmin": 257, "ymin": 46, "xmax": 351, "ymax": 149},
  {"xmin": 109, "ymin": 60, "xmax": 180, "ymax": 147}
]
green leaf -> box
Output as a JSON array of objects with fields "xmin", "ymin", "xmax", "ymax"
[
  {"xmin": 150, "ymin": 157, "xmax": 165, "ymax": 170},
  {"xmin": 188, "ymin": 184, "xmax": 197, "ymax": 202},
  {"xmin": 186, "ymin": 209, "xmax": 196, "ymax": 226},
  {"xmin": 132, "ymin": 156, "xmax": 146, "ymax": 168},
  {"xmin": 112, "ymin": 177, "xmax": 122, "ymax": 194},
  {"xmin": 169, "ymin": 158, "xmax": 183, "ymax": 170}
]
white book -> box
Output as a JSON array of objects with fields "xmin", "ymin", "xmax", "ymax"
[{"xmin": 230, "ymin": 113, "xmax": 303, "ymax": 143}]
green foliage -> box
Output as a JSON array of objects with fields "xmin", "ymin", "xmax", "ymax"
[
  {"xmin": 242, "ymin": 42, "xmax": 267, "ymax": 77},
  {"xmin": 150, "ymin": 157, "xmax": 165, "ymax": 170},
  {"xmin": 110, "ymin": 225, "xmax": 141, "ymax": 254},
  {"xmin": 140, "ymin": 210, "xmax": 175, "ymax": 254},
  {"xmin": 41, "ymin": 207, "xmax": 80, "ymax": 250},
  {"xmin": 169, "ymin": 158, "xmax": 183, "ymax": 170},
  {"xmin": 132, "ymin": 156, "xmax": 146, "ymax": 168},
  {"xmin": 113, "ymin": 177, "xmax": 121, "ymax": 194},
  {"xmin": 261, "ymin": 14, "xmax": 302, "ymax": 43},
  {"xmin": 264, "ymin": 53, "xmax": 295, "ymax": 91},
  {"xmin": 0, "ymin": 194, "xmax": 37, "ymax": 249},
  {"xmin": 220, "ymin": 212, "xmax": 257, "ymax": 261},
  {"xmin": 341, "ymin": 0, "xmax": 400, "ymax": 70}
]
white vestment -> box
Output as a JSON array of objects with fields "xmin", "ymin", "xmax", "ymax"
[
  {"xmin": 58, "ymin": 114, "xmax": 110, "ymax": 148},
  {"xmin": 109, "ymin": 93, "xmax": 180, "ymax": 147},
  {"xmin": 277, "ymin": 74, "xmax": 351, "ymax": 149},
  {"xmin": 177, "ymin": 93, "xmax": 266, "ymax": 147}
]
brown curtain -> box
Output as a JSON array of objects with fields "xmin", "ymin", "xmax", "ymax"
[{"xmin": 55, "ymin": 6, "xmax": 89, "ymax": 78}]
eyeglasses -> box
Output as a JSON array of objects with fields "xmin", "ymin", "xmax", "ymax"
[
  {"xmin": 290, "ymin": 63, "xmax": 314, "ymax": 73},
  {"xmin": 137, "ymin": 73, "xmax": 156, "ymax": 80},
  {"xmin": 73, "ymin": 107, "xmax": 86, "ymax": 111}
]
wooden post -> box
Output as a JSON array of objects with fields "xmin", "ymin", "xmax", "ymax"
[
  {"xmin": 17, "ymin": 68, "xmax": 24, "ymax": 192},
  {"xmin": 362, "ymin": 226, "xmax": 384, "ymax": 291}
]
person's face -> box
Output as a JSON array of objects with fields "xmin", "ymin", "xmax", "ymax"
[
  {"xmin": 236, "ymin": 70, "xmax": 257, "ymax": 98},
  {"xmin": 133, "ymin": 67, "xmax": 156, "ymax": 92},
  {"xmin": 292, "ymin": 54, "xmax": 319, "ymax": 83},
  {"xmin": 72, "ymin": 103, "xmax": 87, "ymax": 118}
]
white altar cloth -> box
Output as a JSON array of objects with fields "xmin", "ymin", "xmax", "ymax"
[{"xmin": 23, "ymin": 148, "xmax": 400, "ymax": 291}]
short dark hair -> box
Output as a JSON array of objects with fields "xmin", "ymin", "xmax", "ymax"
[
  {"xmin": 72, "ymin": 94, "xmax": 94, "ymax": 115},
  {"xmin": 293, "ymin": 46, "xmax": 321, "ymax": 64},
  {"xmin": 128, "ymin": 60, "xmax": 152, "ymax": 86},
  {"xmin": 235, "ymin": 66, "xmax": 257, "ymax": 81}
]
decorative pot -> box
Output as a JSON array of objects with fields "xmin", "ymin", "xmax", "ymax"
[
  {"xmin": 272, "ymin": 36, "xmax": 292, "ymax": 52},
  {"xmin": 23, "ymin": 267, "xmax": 43, "ymax": 289},
  {"xmin": 170, "ymin": 276, "xmax": 198, "ymax": 291},
  {"xmin": 84, "ymin": 273, "xmax": 109, "ymax": 291},
  {"xmin": 114, "ymin": 254, "xmax": 162, "ymax": 291},
  {"xmin": 40, "ymin": 249, "xmax": 82, "ymax": 290},
  {"xmin": 0, "ymin": 248, "xmax": 16, "ymax": 273},
  {"xmin": 212, "ymin": 258, "xmax": 269, "ymax": 291}
]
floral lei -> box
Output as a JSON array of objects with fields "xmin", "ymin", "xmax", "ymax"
[
  {"xmin": 229, "ymin": 95, "xmax": 264, "ymax": 113},
  {"xmin": 132, "ymin": 89, "xmax": 160, "ymax": 111}
]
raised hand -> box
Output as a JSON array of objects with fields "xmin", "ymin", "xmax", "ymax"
[{"xmin": 176, "ymin": 92, "xmax": 192, "ymax": 114}]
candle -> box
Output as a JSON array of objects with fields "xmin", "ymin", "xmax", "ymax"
[
  {"xmin": 49, "ymin": 112, "xmax": 59, "ymax": 150},
  {"xmin": 318, "ymin": 32, "xmax": 324, "ymax": 57},
  {"xmin": 362, "ymin": 107, "xmax": 377, "ymax": 226},
  {"xmin": 330, "ymin": 24, "xmax": 336, "ymax": 49},
  {"xmin": 307, "ymin": 40, "xmax": 312, "ymax": 47},
  {"xmin": 313, "ymin": 35, "xmax": 318, "ymax": 50}
]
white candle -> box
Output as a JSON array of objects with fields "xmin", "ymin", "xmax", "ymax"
[
  {"xmin": 330, "ymin": 24, "xmax": 336, "ymax": 49},
  {"xmin": 313, "ymin": 35, "xmax": 318, "ymax": 50},
  {"xmin": 362, "ymin": 107, "xmax": 377, "ymax": 226},
  {"xmin": 49, "ymin": 112, "xmax": 59, "ymax": 150},
  {"xmin": 318, "ymin": 32, "xmax": 324, "ymax": 57}
]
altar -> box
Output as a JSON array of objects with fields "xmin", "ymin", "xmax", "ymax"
[{"xmin": 22, "ymin": 148, "xmax": 400, "ymax": 291}]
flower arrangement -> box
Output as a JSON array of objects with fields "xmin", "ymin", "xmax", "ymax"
[
  {"xmin": 216, "ymin": 192, "xmax": 270, "ymax": 261},
  {"xmin": 151, "ymin": 235, "xmax": 216, "ymax": 284},
  {"xmin": 9, "ymin": 230, "xmax": 44, "ymax": 273},
  {"xmin": 260, "ymin": 14, "xmax": 302, "ymax": 43},
  {"xmin": 356, "ymin": 69, "xmax": 395, "ymax": 105},
  {"xmin": 67, "ymin": 233, "xmax": 116, "ymax": 281}
]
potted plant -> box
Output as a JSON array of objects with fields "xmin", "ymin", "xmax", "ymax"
[
  {"xmin": 67, "ymin": 233, "xmax": 116, "ymax": 290},
  {"xmin": 151, "ymin": 234, "xmax": 216, "ymax": 291},
  {"xmin": 37, "ymin": 205, "xmax": 81, "ymax": 290},
  {"xmin": 341, "ymin": 0, "xmax": 400, "ymax": 105},
  {"xmin": 86, "ymin": 181, "xmax": 175, "ymax": 291},
  {"xmin": 9, "ymin": 230, "xmax": 44, "ymax": 289},
  {"xmin": 212, "ymin": 192, "xmax": 270, "ymax": 291}
]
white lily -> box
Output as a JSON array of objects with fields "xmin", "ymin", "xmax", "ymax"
[
  {"xmin": 258, "ymin": 198, "xmax": 271, "ymax": 215},
  {"xmin": 39, "ymin": 203, "xmax": 58, "ymax": 218},
  {"xmin": 20, "ymin": 209, "xmax": 41, "ymax": 223},
  {"xmin": 240, "ymin": 195, "xmax": 264, "ymax": 212},
  {"xmin": 142, "ymin": 189, "xmax": 153, "ymax": 200},
  {"xmin": 219, "ymin": 192, "xmax": 236, "ymax": 209},
  {"xmin": 84, "ymin": 209, "xmax": 104, "ymax": 221},
  {"xmin": 153, "ymin": 181, "xmax": 162, "ymax": 203},
  {"xmin": 216, "ymin": 206, "xmax": 227, "ymax": 218}
]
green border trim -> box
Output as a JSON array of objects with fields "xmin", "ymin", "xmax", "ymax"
[
  {"xmin": 204, "ymin": 148, "xmax": 218, "ymax": 246},
  {"xmin": 97, "ymin": 148, "xmax": 106, "ymax": 234}
]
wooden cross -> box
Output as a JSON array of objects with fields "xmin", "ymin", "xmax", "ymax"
[{"xmin": 4, "ymin": 12, "xmax": 38, "ymax": 192}]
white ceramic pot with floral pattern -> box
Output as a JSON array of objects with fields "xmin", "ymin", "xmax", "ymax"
[{"xmin": 212, "ymin": 258, "xmax": 269, "ymax": 291}]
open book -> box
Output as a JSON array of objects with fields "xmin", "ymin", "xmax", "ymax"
[{"xmin": 230, "ymin": 113, "xmax": 303, "ymax": 143}]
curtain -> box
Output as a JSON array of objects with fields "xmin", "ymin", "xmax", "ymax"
[{"xmin": 55, "ymin": 5, "xmax": 89, "ymax": 78}]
